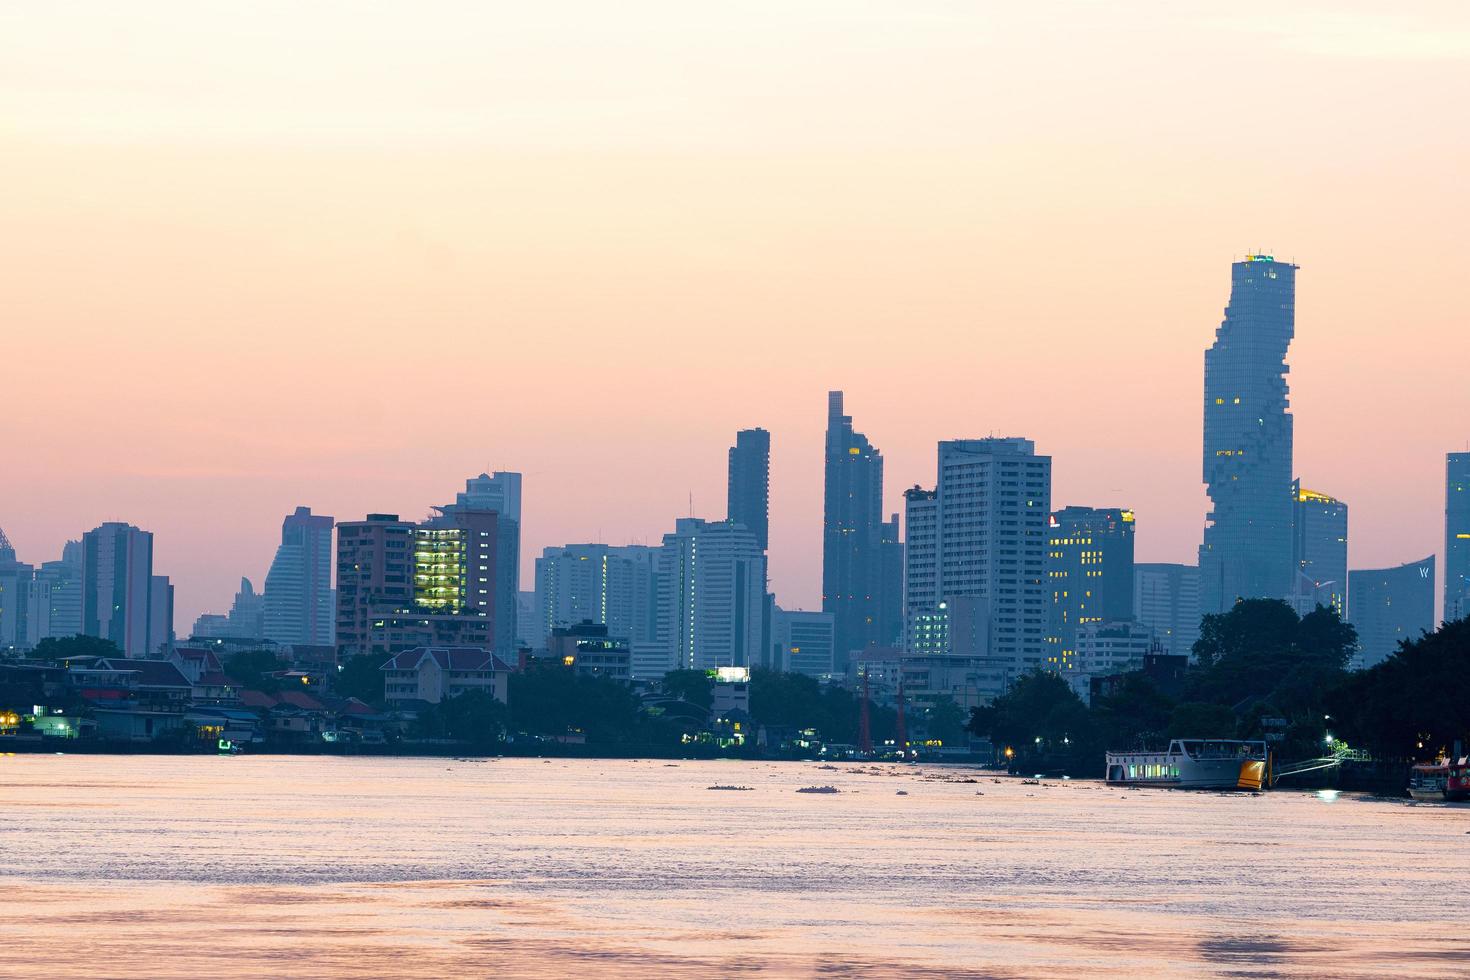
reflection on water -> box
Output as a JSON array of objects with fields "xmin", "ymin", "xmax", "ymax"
[{"xmin": 0, "ymin": 756, "xmax": 1466, "ymax": 977}]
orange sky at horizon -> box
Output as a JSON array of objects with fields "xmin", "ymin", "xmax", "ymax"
[{"xmin": 3, "ymin": 1, "xmax": 1468, "ymax": 628}]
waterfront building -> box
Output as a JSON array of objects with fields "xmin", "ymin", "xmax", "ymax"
[
  {"xmin": 263, "ymin": 506, "xmax": 335, "ymax": 646},
  {"xmin": 544, "ymin": 621, "xmax": 632, "ymax": 681},
  {"xmin": 1447, "ymin": 453, "xmax": 1470, "ymax": 623},
  {"xmin": 1200, "ymin": 254, "xmax": 1298, "ymax": 614},
  {"xmin": 1348, "ymin": 557, "xmax": 1436, "ymax": 669},
  {"xmin": 81, "ymin": 522, "xmax": 158, "ymax": 657},
  {"xmin": 534, "ymin": 544, "xmax": 659, "ymax": 649},
  {"xmin": 727, "ymin": 428, "xmax": 771, "ymax": 552},
  {"xmin": 770, "ymin": 607, "xmax": 836, "ymax": 677},
  {"xmin": 1133, "ymin": 563, "xmax": 1201, "ymax": 659},
  {"xmin": 381, "ymin": 646, "xmax": 512, "ymax": 706},
  {"xmin": 1046, "ymin": 506, "xmax": 1136, "ymax": 670},
  {"xmin": 822, "ymin": 391, "xmax": 886, "ymax": 662},
  {"xmin": 655, "ymin": 518, "xmax": 766, "ymax": 673},
  {"xmin": 1291, "ymin": 481, "xmax": 1348, "ymax": 616},
  {"xmin": 903, "ymin": 438, "xmax": 1052, "ymax": 671}
]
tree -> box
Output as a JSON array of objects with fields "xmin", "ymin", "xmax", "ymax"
[
  {"xmin": 335, "ymin": 653, "xmax": 389, "ymax": 705},
  {"xmin": 414, "ymin": 690, "xmax": 509, "ymax": 747},
  {"xmin": 968, "ymin": 671, "xmax": 1096, "ymax": 773},
  {"xmin": 29, "ymin": 635, "xmax": 121, "ymax": 663},
  {"xmin": 224, "ymin": 649, "xmax": 285, "ymax": 694},
  {"xmin": 660, "ymin": 670, "xmax": 714, "ymax": 712},
  {"xmin": 508, "ymin": 662, "xmax": 642, "ymax": 742},
  {"xmin": 1091, "ymin": 673, "xmax": 1175, "ymax": 749},
  {"xmin": 1166, "ymin": 702, "xmax": 1238, "ymax": 739},
  {"xmin": 923, "ymin": 695, "xmax": 967, "ymax": 746}
]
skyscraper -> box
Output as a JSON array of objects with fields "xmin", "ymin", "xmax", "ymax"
[
  {"xmin": 442, "ymin": 473, "xmax": 521, "ymax": 651},
  {"xmin": 0, "ymin": 527, "xmax": 31, "ymax": 652},
  {"xmin": 1133, "ymin": 563, "xmax": 1201, "ymax": 659},
  {"xmin": 1291, "ymin": 481, "xmax": 1348, "ymax": 616},
  {"xmin": 27, "ymin": 540, "xmax": 82, "ymax": 644},
  {"xmin": 81, "ymin": 522, "xmax": 157, "ymax": 657},
  {"xmin": 263, "ymin": 506, "xmax": 335, "ymax": 647},
  {"xmin": 727, "ymin": 428, "xmax": 771, "ymax": 552},
  {"xmin": 822, "ymin": 391, "xmax": 885, "ymax": 661},
  {"xmin": 1349, "ymin": 557, "xmax": 1435, "ymax": 669},
  {"xmin": 1200, "ymin": 254, "xmax": 1297, "ymax": 614},
  {"xmin": 1446, "ymin": 452, "xmax": 1470, "ymax": 623},
  {"xmin": 654, "ymin": 518, "xmax": 767, "ymax": 674},
  {"xmin": 1046, "ymin": 507, "xmax": 1137, "ymax": 670},
  {"xmin": 903, "ymin": 438, "xmax": 1052, "ymax": 670},
  {"xmin": 148, "ymin": 575, "xmax": 174, "ymax": 655},
  {"xmin": 535, "ymin": 543, "xmax": 659, "ymax": 647}
]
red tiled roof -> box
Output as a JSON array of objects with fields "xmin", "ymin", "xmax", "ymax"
[
  {"xmin": 238, "ymin": 690, "xmax": 277, "ymax": 709},
  {"xmin": 381, "ymin": 646, "xmax": 512, "ymax": 672},
  {"xmin": 273, "ymin": 690, "xmax": 326, "ymax": 712}
]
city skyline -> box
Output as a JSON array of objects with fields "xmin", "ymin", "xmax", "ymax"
[{"xmin": 5, "ymin": 4, "xmax": 1469, "ymax": 629}]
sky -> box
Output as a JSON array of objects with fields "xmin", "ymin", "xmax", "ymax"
[{"xmin": 3, "ymin": 1, "xmax": 1468, "ymax": 629}]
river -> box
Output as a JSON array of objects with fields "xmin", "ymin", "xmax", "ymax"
[{"xmin": 0, "ymin": 755, "xmax": 1465, "ymax": 977}]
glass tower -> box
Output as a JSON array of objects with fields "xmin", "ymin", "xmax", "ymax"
[
  {"xmin": 822, "ymin": 391, "xmax": 885, "ymax": 662},
  {"xmin": 1447, "ymin": 453, "xmax": 1470, "ymax": 623},
  {"xmin": 727, "ymin": 428, "xmax": 771, "ymax": 552},
  {"xmin": 1200, "ymin": 254, "xmax": 1297, "ymax": 614}
]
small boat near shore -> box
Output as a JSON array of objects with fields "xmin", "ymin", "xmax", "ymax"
[
  {"xmin": 1105, "ymin": 739, "xmax": 1269, "ymax": 790},
  {"xmin": 1408, "ymin": 756, "xmax": 1470, "ymax": 802}
]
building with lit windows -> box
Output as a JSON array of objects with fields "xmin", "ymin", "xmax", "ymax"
[
  {"xmin": 381, "ymin": 646, "xmax": 512, "ymax": 706},
  {"xmin": 727, "ymin": 428, "xmax": 771, "ymax": 552},
  {"xmin": 654, "ymin": 518, "xmax": 766, "ymax": 674},
  {"xmin": 534, "ymin": 543, "xmax": 659, "ymax": 649},
  {"xmin": 822, "ymin": 391, "xmax": 887, "ymax": 661},
  {"xmin": 1447, "ymin": 453, "xmax": 1470, "ymax": 623},
  {"xmin": 1348, "ymin": 556, "xmax": 1435, "ymax": 669},
  {"xmin": 902, "ymin": 438, "xmax": 1052, "ymax": 671},
  {"xmin": 1046, "ymin": 506, "xmax": 1136, "ymax": 670},
  {"xmin": 1200, "ymin": 254, "xmax": 1298, "ymax": 614},
  {"xmin": 770, "ymin": 606, "xmax": 836, "ymax": 677},
  {"xmin": 1133, "ymin": 563, "xmax": 1201, "ymax": 659},
  {"xmin": 440, "ymin": 472, "xmax": 522, "ymax": 648},
  {"xmin": 1290, "ymin": 481, "xmax": 1348, "ymax": 616}
]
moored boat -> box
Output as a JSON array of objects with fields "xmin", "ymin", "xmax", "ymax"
[
  {"xmin": 1105, "ymin": 739, "xmax": 1269, "ymax": 790},
  {"xmin": 1408, "ymin": 760, "xmax": 1451, "ymax": 801}
]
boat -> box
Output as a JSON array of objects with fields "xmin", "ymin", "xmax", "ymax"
[
  {"xmin": 1105, "ymin": 739, "xmax": 1269, "ymax": 790},
  {"xmin": 796, "ymin": 785, "xmax": 840, "ymax": 794},
  {"xmin": 1405, "ymin": 764, "xmax": 1452, "ymax": 799}
]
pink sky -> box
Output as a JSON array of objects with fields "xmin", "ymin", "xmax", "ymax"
[{"xmin": 3, "ymin": 1, "xmax": 1468, "ymax": 628}]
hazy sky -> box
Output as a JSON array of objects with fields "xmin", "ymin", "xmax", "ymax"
[{"xmin": 3, "ymin": 1, "xmax": 1468, "ymax": 628}]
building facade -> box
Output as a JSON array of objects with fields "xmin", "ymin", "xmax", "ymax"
[
  {"xmin": 770, "ymin": 607, "xmax": 836, "ymax": 677},
  {"xmin": 81, "ymin": 522, "xmax": 159, "ymax": 657},
  {"xmin": 655, "ymin": 518, "xmax": 767, "ymax": 674},
  {"xmin": 534, "ymin": 544, "xmax": 659, "ymax": 649},
  {"xmin": 1291, "ymin": 481, "xmax": 1348, "ymax": 617},
  {"xmin": 263, "ymin": 506, "xmax": 335, "ymax": 647},
  {"xmin": 381, "ymin": 646, "xmax": 512, "ymax": 706},
  {"xmin": 1133, "ymin": 562, "xmax": 1201, "ymax": 659},
  {"xmin": 335, "ymin": 514, "xmax": 415, "ymax": 655},
  {"xmin": 1046, "ymin": 506, "xmax": 1136, "ymax": 670},
  {"xmin": 727, "ymin": 428, "xmax": 771, "ymax": 552},
  {"xmin": 822, "ymin": 391, "xmax": 886, "ymax": 662},
  {"xmin": 1348, "ymin": 556, "xmax": 1436, "ymax": 669},
  {"xmin": 1200, "ymin": 254, "xmax": 1298, "ymax": 614},
  {"xmin": 1447, "ymin": 452, "xmax": 1470, "ymax": 623}
]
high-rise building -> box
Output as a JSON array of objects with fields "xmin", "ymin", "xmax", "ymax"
[
  {"xmin": 1133, "ymin": 563, "xmax": 1201, "ymax": 659},
  {"xmin": 534, "ymin": 544, "xmax": 659, "ymax": 648},
  {"xmin": 263, "ymin": 506, "xmax": 335, "ymax": 647},
  {"xmin": 1446, "ymin": 453, "xmax": 1470, "ymax": 623},
  {"xmin": 654, "ymin": 518, "xmax": 766, "ymax": 674},
  {"xmin": 27, "ymin": 540, "xmax": 82, "ymax": 644},
  {"xmin": 1291, "ymin": 481, "xmax": 1348, "ymax": 616},
  {"xmin": 418, "ymin": 507, "xmax": 513, "ymax": 654},
  {"xmin": 1046, "ymin": 507, "xmax": 1137, "ymax": 670},
  {"xmin": 903, "ymin": 438, "xmax": 1052, "ymax": 671},
  {"xmin": 0, "ymin": 527, "xmax": 32, "ymax": 652},
  {"xmin": 441, "ymin": 473, "xmax": 522, "ymax": 650},
  {"xmin": 81, "ymin": 522, "xmax": 157, "ymax": 657},
  {"xmin": 878, "ymin": 513, "xmax": 904, "ymax": 647},
  {"xmin": 727, "ymin": 428, "xmax": 771, "ymax": 552},
  {"xmin": 1349, "ymin": 557, "xmax": 1436, "ymax": 669},
  {"xmin": 226, "ymin": 578, "xmax": 266, "ymax": 639},
  {"xmin": 770, "ymin": 607, "xmax": 836, "ymax": 677},
  {"xmin": 335, "ymin": 514, "xmax": 415, "ymax": 655},
  {"xmin": 1200, "ymin": 254, "xmax": 1298, "ymax": 614},
  {"xmin": 822, "ymin": 391, "xmax": 886, "ymax": 661},
  {"xmin": 515, "ymin": 590, "xmax": 541, "ymax": 649},
  {"xmin": 148, "ymin": 575, "xmax": 174, "ymax": 655}
]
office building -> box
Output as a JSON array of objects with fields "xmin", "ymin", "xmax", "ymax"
[
  {"xmin": 81, "ymin": 522, "xmax": 158, "ymax": 657},
  {"xmin": 515, "ymin": 590, "xmax": 540, "ymax": 649},
  {"xmin": 335, "ymin": 514, "xmax": 415, "ymax": 655},
  {"xmin": 1046, "ymin": 506, "xmax": 1136, "ymax": 670},
  {"xmin": 878, "ymin": 514, "xmax": 904, "ymax": 647},
  {"xmin": 770, "ymin": 607, "xmax": 836, "ymax": 677},
  {"xmin": 534, "ymin": 544, "xmax": 659, "ymax": 648},
  {"xmin": 1349, "ymin": 557, "xmax": 1436, "ymax": 669},
  {"xmin": 1133, "ymin": 563, "xmax": 1201, "ymax": 659},
  {"xmin": 148, "ymin": 575, "xmax": 174, "ymax": 655},
  {"xmin": 263, "ymin": 506, "xmax": 335, "ymax": 646},
  {"xmin": 440, "ymin": 473, "xmax": 521, "ymax": 650},
  {"xmin": 1200, "ymin": 254, "xmax": 1298, "ymax": 614},
  {"xmin": 27, "ymin": 540, "xmax": 82, "ymax": 644},
  {"xmin": 544, "ymin": 621, "xmax": 632, "ymax": 681},
  {"xmin": 0, "ymin": 528, "xmax": 31, "ymax": 651},
  {"xmin": 727, "ymin": 428, "xmax": 771, "ymax": 552},
  {"xmin": 655, "ymin": 518, "xmax": 766, "ymax": 673},
  {"xmin": 822, "ymin": 391, "xmax": 887, "ymax": 661},
  {"xmin": 903, "ymin": 438, "xmax": 1052, "ymax": 670},
  {"xmin": 1291, "ymin": 481, "xmax": 1348, "ymax": 616},
  {"xmin": 1074, "ymin": 621, "xmax": 1156, "ymax": 678},
  {"xmin": 1447, "ymin": 453, "xmax": 1470, "ymax": 623}
]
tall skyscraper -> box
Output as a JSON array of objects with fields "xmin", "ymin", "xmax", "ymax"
[
  {"xmin": 263, "ymin": 506, "xmax": 335, "ymax": 646},
  {"xmin": 81, "ymin": 522, "xmax": 157, "ymax": 657},
  {"xmin": 1447, "ymin": 452, "xmax": 1470, "ymax": 623},
  {"xmin": 1291, "ymin": 481, "xmax": 1348, "ymax": 616},
  {"xmin": 727, "ymin": 428, "xmax": 771, "ymax": 552},
  {"xmin": 1349, "ymin": 557, "xmax": 1436, "ymax": 669},
  {"xmin": 535, "ymin": 543, "xmax": 659, "ymax": 647},
  {"xmin": 442, "ymin": 473, "xmax": 521, "ymax": 651},
  {"xmin": 226, "ymin": 577, "xmax": 266, "ymax": 639},
  {"xmin": 903, "ymin": 438, "xmax": 1052, "ymax": 670},
  {"xmin": 148, "ymin": 574, "xmax": 174, "ymax": 655},
  {"xmin": 1200, "ymin": 254, "xmax": 1297, "ymax": 614},
  {"xmin": 654, "ymin": 518, "xmax": 767, "ymax": 674},
  {"xmin": 1046, "ymin": 506, "xmax": 1137, "ymax": 670},
  {"xmin": 822, "ymin": 391, "xmax": 886, "ymax": 661},
  {"xmin": 0, "ymin": 527, "xmax": 32, "ymax": 652},
  {"xmin": 1133, "ymin": 563, "xmax": 1201, "ymax": 659},
  {"xmin": 878, "ymin": 513, "xmax": 904, "ymax": 647},
  {"xmin": 27, "ymin": 540, "xmax": 82, "ymax": 644}
]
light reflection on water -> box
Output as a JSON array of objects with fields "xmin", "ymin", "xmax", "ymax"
[{"xmin": 0, "ymin": 756, "xmax": 1466, "ymax": 977}]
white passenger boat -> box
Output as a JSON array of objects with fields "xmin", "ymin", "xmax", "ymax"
[{"xmin": 1105, "ymin": 739, "xmax": 1269, "ymax": 790}]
